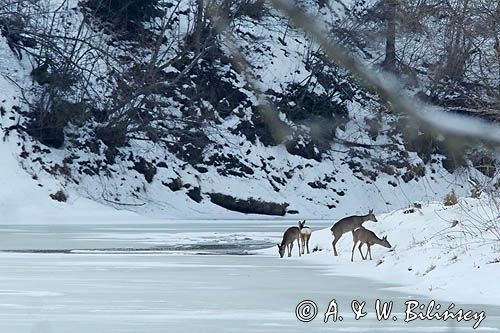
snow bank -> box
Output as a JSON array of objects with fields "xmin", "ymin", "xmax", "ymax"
[
  {"xmin": 259, "ymin": 197, "xmax": 500, "ymax": 306},
  {"xmin": 0, "ymin": 135, "xmax": 149, "ymax": 224}
]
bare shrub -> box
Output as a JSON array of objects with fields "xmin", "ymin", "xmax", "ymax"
[
  {"xmin": 443, "ymin": 189, "xmax": 458, "ymax": 206},
  {"xmin": 50, "ymin": 190, "xmax": 68, "ymax": 202}
]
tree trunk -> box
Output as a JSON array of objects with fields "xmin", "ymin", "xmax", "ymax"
[
  {"xmin": 383, "ymin": 0, "xmax": 397, "ymax": 71},
  {"xmin": 442, "ymin": 0, "xmax": 470, "ymax": 82}
]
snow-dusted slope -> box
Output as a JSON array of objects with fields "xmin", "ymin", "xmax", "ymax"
[
  {"xmin": 0, "ymin": 46, "xmax": 145, "ymax": 224},
  {"xmin": 0, "ymin": 2, "xmax": 496, "ymax": 221}
]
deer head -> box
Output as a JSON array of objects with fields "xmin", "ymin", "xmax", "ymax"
[
  {"xmin": 368, "ymin": 209, "xmax": 378, "ymax": 222},
  {"xmin": 277, "ymin": 243, "xmax": 285, "ymax": 258},
  {"xmin": 380, "ymin": 235, "xmax": 391, "ymax": 248}
]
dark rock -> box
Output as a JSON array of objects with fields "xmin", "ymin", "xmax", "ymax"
[
  {"xmin": 285, "ymin": 138, "xmax": 322, "ymax": 162},
  {"xmin": 104, "ymin": 146, "xmax": 118, "ymax": 164},
  {"xmin": 231, "ymin": 111, "xmax": 276, "ymax": 146},
  {"xmin": 271, "ymin": 175, "xmax": 286, "ymax": 186},
  {"xmin": 50, "ymin": 190, "xmax": 67, "ymax": 202},
  {"xmin": 365, "ymin": 117, "xmax": 381, "ymax": 140},
  {"xmin": 403, "ymin": 208, "xmax": 415, "ymax": 214},
  {"xmin": 208, "ymin": 193, "xmax": 289, "ymax": 216},
  {"xmin": 132, "ymin": 157, "xmax": 157, "ymax": 183},
  {"xmin": 267, "ymin": 178, "xmax": 280, "ymax": 192},
  {"xmin": 86, "ymin": 139, "xmax": 101, "ymax": 155},
  {"xmin": 195, "ymin": 165, "xmax": 208, "ymax": 173},
  {"xmin": 82, "ymin": 168, "xmax": 95, "ymax": 176},
  {"xmin": 205, "ymin": 153, "xmax": 254, "ymax": 177},
  {"xmin": 157, "ymin": 161, "xmax": 168, "ymax": 168},
  {"xmin": 167, "ymin": 131, "xmax": 210, "ymax": 165},
  {"xmin": 287, "ymin": 209, "xmax": 299, "ymax": 214},
  {"xmin": 402, "ymin": 171, "xmax": 414, "ymax": 183},
  {"xmin": 347, "ymin": 160, "xmax": 362, "ymax": 172},
  {"xmin": 187, "ymin": 187, "xmax": 203, "ymax": 203},
  {"xmin": 308, "ymin": 180, "xmax": 327, "ymax": 189},
  {"xmin": 28, "ymin": 125, "xmax": 65, "ymax": 149},
  {"xmin": 163, "ymin": 178, "xmax": 183, "ymax": 191},
  {"xmin": 414, "ymin": 164, "xmax": 426, "ymax": 177},
  {"xmin": 361, "ymin": 168, "xmax": 378, "ymax": 181},
  {"xmin": 379, "ymin": 164, "xmax": 396, "ymax": 176}
]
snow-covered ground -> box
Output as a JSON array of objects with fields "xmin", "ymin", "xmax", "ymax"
[{"xmin": 259, "ymin": 197, "xmax": 500, "ymax": 307}]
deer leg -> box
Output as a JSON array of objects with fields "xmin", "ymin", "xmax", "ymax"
[
  {"xmin": 332, "ymin": 235, "xmax": 340, "ymax": 256},
  {"xmin": 306, "ymin": 236, "xmax": 310, "ymax": 254},
  {"xmin": 358, "ymin": 243, "xmax": 365, "ymax": 260},
  {"xmin": 367, "ymin": 244, "xmax": 373, "ymax": 260},
  {"xmin": 300, "ymin": 236, "xmax": 305, "ymax": 255},
  {"xmin": 289, "ymin": 242, "xmax": 293, "ymax": 257},
  {"xmin": 351, "ymin": 241, "xmax": 358, "ymax": 262},
  {"xmin": 297, "ymin": 238, "xmax": 301, "ymax": 256}
]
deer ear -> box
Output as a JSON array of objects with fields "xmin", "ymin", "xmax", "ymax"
[
  {"xmin": 369, "ymin": 209, "xmax": 373, "ymax": 213},
  {"xmin": 383, "ymin": 236, "xmax": 387, "ymax": 240},
  {"xmin": 277, "ymin": 244, "xmax": 280, "ymax": 248}
]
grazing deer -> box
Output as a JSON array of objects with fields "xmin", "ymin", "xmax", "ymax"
[
  {"xmin": 351, "ymin": 226, "xmax": 391, "ymax": 262},
  {"xmin": 277, "ymin": 226, "xmax": 301, "ymax": 258},
  {"xmin": 330, "ymin": 209, "xmax": 377, "ymax": 256},
  {"xmin": 298, "ymin": 220, "xmax": 312, "ymax": 255}
]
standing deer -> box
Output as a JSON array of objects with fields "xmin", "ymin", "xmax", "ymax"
[
  {"xmin": 277, "ymin": 226, "xmax": 301, "ymax": 258},
  {"xmin": 351, "ymin": 226, "xmax": 391, "ymax": 262},
  {"xmin": 330, "ymin": 209, "xmax": 377, "ymax": 256},
  {"xmin": 298, "ymin": 220, "xmax": 312, "ymax": 255}
]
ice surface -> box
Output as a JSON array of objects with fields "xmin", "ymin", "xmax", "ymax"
[{"xmin": 0, "ymin": 223, "xmax": 498, "ymax": 333}]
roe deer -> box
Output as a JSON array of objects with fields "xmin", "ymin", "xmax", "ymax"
[
  {"xmin": 277, "ymin": 226, "xmax": 301, "ymax": 258},
  {"xmin": 351, "ymin": 226, "xmax": 391, "ymax": 262},
  {"xmin": 298, "ymin": 220, "xmax": 312, "ymax": 255},
  {"xmin": 330, "ymin": 209, "xmax": 377, "ymax": 256}
]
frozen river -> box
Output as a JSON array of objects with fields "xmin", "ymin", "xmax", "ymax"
[{"xmin": 0, "ymin": 222, "xmax": 498, "ymax": 332}]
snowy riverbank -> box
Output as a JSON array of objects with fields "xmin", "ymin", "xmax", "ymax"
[{"xmin": 259, "ymin": 197, "xmax": 500, "ymax": 307}]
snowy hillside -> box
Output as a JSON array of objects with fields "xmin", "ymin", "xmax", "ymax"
[
  {"xmin": 0, "ymin": 0, "xmax": 498, "ymax": 219},
  {"xmin": 0, "ymin": 1, "xmax": 499, "ymax": 332}
]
